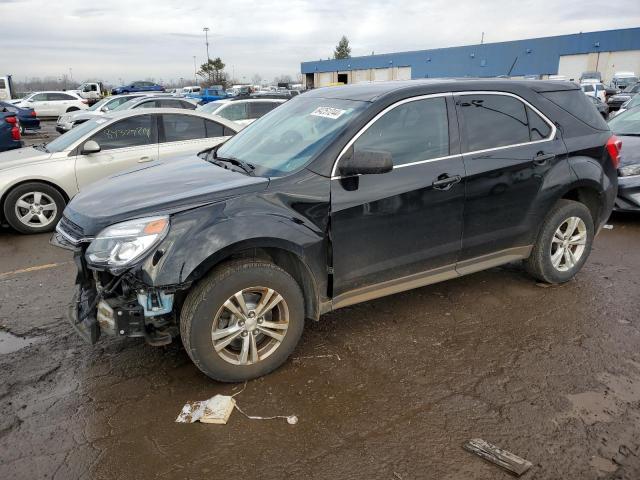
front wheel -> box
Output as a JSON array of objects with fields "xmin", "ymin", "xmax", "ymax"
[
  {"xmin": 3, "ymin": 182, "xmax": 65, "ymax": 234},
  {"xmin": 524, "ymin": 199, "xmax": 594, "ymax": 283},
  {"xmin": 180, "ymin": 260, "xmax": 305, "ymax": 382}
]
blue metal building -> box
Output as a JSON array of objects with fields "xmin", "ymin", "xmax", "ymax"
[{"xmin": 301, "ymin": 27, "xmax": 640, "ymax": 87}]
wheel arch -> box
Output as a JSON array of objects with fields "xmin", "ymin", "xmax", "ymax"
[
  {"xmin": 185, "ymin": 238, "xmax": 322, "ymax": 321},
  {"xmin": 1, "ymin": 178, "xmax": 70, "ymax": 222}
]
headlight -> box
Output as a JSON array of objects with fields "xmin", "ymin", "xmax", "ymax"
[
  {"xmin": 85, "ymin": 216, "xmax": 169, "ymax": 268},
  {"xmin": 619, "ymin": 164, "xmax": 640, "ymax": 177}
]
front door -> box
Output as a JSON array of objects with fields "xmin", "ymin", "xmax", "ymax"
[
  {"xmin": 330, "ymin": 95, "xmax": 465, "ymax": 297},
  {"xmin": 454, "ymin": 93, "xmax": 568, "ymax": 261},
  {"xmin": 75, "ymin": 114, "xmax": 159, "ymax": 189}
]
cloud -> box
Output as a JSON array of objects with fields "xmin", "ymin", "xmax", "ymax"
[{"xmin": 0, "ymin": 0, "xmax": 638, "ymax": 84}]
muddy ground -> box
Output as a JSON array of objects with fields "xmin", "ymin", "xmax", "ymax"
[{"xmin": 1, "ymin": 123, "xmax": 639, "ymax": 479}]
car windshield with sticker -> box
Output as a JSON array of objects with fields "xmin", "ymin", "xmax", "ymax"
[{"xmin": 216, "ymin": 97, "xmax": 368, "ymax": 176}]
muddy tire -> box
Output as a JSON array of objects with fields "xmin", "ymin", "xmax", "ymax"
[
  {"xmin": 525, "ymin": 199, "xmax": 594, "ymax": 284},
  {"xmin": 180, "ymin": 260, "xmax": 305, "ymax": 382},
  {"xmin": 3, "ymin": 182, "xmax": 65, "ymax": 234}
]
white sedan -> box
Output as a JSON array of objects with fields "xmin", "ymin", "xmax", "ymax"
[
  {"xmin": 0, "ymin": 108, "xmax": 240, "ymax": 233},
  {"xmin": 13, "ymin": 91, "xmax": 89, "ymax": 117},
  {"xmin": 198, "ymin": 98, "xmax": 285, "ymax": 125}
]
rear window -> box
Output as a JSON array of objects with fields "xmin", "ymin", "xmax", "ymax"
[{"xmin": 541, "ymin": 90, "xmax": 608, "ymax": 131}]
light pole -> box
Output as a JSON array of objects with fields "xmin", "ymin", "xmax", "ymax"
[
  {"xmin": 193, "ymin": 56, "xmax": 198, "ymax": 85},
  {"xmin": 203, "ymin": 27, "xmax": 210, "ymax": 62}
]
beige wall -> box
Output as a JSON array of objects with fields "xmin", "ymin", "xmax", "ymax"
[
  {"xmin": 312, "ymin": 66, "xmax": 412, "ymax": 86},
  {"xmin": 558, "ymin": 50, "xmax": 640, "ymax": 83}
]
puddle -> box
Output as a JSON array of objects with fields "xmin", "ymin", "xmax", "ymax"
[{"xmin": 0, "ymin": 330, "xmax": 38, "ymax": 354}]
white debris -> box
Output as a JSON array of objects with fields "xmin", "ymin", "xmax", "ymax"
[{"xmin": 603, "ymin": 224, "xmax": 614, "ymax": 230}]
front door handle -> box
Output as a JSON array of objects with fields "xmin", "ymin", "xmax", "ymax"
[
  {"xmin": 533, "ymin": 152, "xmax": 555, "ymax": 165},
  {"xmin": 138, "ymin": 156, "xmax": 153, "ymax": 163},
  {"xmin": 432, "ymin": 174, "xmax": 462, "ymax": 191}
]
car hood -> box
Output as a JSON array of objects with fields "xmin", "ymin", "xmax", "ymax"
[
  {"xmin": 0, "ymin": 146, "xmax": 52, "ymax": 172},
  {"xmin": 618, "ymin": 135, "xmax": 640, "ymax": 166},
  {"xmin": 63, "ymin": 154, "xmax": 270, "ymax": 235},
  {"xmin": 61, "ymin": 110, "xmax": 100, "ymax": 122}
]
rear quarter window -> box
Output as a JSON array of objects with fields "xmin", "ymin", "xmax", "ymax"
[{"xmin": 540, "ymin": 90, "xmax": 609, "ymax": 131}]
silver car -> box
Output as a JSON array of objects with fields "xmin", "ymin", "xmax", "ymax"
[
  {"xmin": 198, "ymin": 98, "xmax": 286, "ymax": 126},
  {"xmin": 0, "ymin": 108, "xmax": 240, "ymax": 234},
  {"xmin": 56, "ymin": 94, "xmax": 196, "ymax": 133}
]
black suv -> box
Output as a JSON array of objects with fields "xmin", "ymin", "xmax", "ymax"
[{"xmin": 53, "ymin": 80, "xmax": 619, "ymax": 382}]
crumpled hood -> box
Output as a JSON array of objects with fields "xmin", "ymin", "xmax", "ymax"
[
  {"xmin": 64, "ymin": 154, "xmax": 270, "ymax": 235},
  {"xmin": 0, "ymin": 147, "xmax": 52, "ymax": 172}
]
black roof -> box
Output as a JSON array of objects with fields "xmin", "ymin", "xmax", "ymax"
[{"xmin": 304, "ymin": 79, "xmax": 579, "ymax": 102}]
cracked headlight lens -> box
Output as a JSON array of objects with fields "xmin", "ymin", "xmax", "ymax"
[
  {"xmin": 619, "ymin": 164, "xmax": 640, "ymax": 177},
  {"xmin": 86, "ymin": 216, "xmax": 169, "ymax": 268}
]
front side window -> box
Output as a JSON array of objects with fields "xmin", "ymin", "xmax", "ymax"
[
  {"xmin": 205, "ymin": 120, "xmax": 224, "ymax": 137},
  {"xmin": 29, "ymin": 93, "xmax": 47, "ymax": 101},
  {"xmin": 89, "ymin": 115, "xmax": 157, "ymax": 150},
  {"xmin": 134, "ymin": 100, "xmax": 158, "ymax": 109},
  {"xmin": 353, "ymin": 97, "xmax": 449, "ymax": 166},
  {"xmin": 458, "ymin": 94, "xmax": 530, "ymax": 151},
  {"xmin": 47, "ymin": 93, "xmax": 76, "ymax": 101},
  {"xmin": 161, "ymin": 114, "xmax": 205, "ymax": 141}
]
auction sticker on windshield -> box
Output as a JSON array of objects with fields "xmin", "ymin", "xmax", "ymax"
[{"xmin": 310, "ymin": 107, "xmax": 347, "ymax": 120}]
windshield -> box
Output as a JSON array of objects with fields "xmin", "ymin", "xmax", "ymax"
[
  {"xmin": 216, "ymin": 97, "xmax": 368, "ymax": 177},
  {"xmin": 608, "ymin": 107, "xmax": 640, "ymax": 135},
  {"xmin": 112, "ymin": 98, "xmax": 140, "ymax": 111},
  {"xmin": 622, "ymin": 82, "xmax": 640, "ymax": 92},
  {"xmin": 88, "ymin": 97, "xmax": 111, "ymax": 111},
  {"xmin": 45, "ymin": 118, "xmax": 105, "ymax": 152},
  {"xmin": 627, "ymin": 95, "xmax": 640, "ymax": 109}
]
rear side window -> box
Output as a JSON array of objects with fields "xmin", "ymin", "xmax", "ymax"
[
  {"xmin": 354, "ymin": 97, "xmax": 449, "ymax": 166},
  {"xmin": 48, "ymin": 93, "xmax": 76, "ymax": 101},
  {"xmin": 540, "ymin": 90, "xmax": 608, "ymax": 131},
  {"xmin": 205, "ymin": 119, "xmax": 224, "ymax": 137},
  {"xmin": 218, "ymin": 103, "xmax": 247, "ymax": 121},
  {"xmin": 90, "ymin": 115, "xmax": 157, "ymax": 150},
  {"xmin": 249, "ymin": 102, "xmax": 278, "ymax": 118},
  {"xmin": 179, "ymin": 101, "xmax": 197, "ymax": 110},
  {"xmin": 162, "ymin": 114, "xmax": 206, "ymax": 141},
  {"xmin": 458, "ymin": 94, "xmax": 530, "ymax": 151},
  {"xmin": 135, "ymin": 100, "xmax": 159, "ymax": 109}
]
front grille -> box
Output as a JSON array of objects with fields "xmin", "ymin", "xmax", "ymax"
[{"xmin": 57, "ymin": 216, "xmax": 88, "ymax": 244}]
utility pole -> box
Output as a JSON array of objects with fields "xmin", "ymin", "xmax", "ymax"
[
  {"xmin": 193, "ymin": 56, "xmax": 197, "ymax": 84},
  {"xmin": 203, "ymin": 27, "xmax": 210, "ymax": 62},
  {"xmin": 481, "ymin": 32, "xmax": 485, "ymax": 44}
]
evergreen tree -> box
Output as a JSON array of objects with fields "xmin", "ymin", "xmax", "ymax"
[{"xmin": 334, "ymin": 36, "xmax": 351, "ymax": 60}]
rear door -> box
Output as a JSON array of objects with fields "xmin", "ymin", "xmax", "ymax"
[
  {"xmin": 157, "ymin": 113, "xmax": 231, "ymax": 159},
  {"xmin": 28, "ymin": 93, "xmax": 50, "ymax": 116},
  {"xmin": 74, "ymin": 114, "xmax": 159, "ymax": 188},
  {"xmin": 455, "ymin": 92, "xmax": 568, "ymax": 263},
  {"xmin": 47, "ymin": 92, "xmax": 79, "ymax": 116},
  {"xmin": 330, "ymin": 94, "xmax": 465, "ymax": 296}
]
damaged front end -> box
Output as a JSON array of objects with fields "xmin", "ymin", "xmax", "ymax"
[{"xmin": 53, "ymin": 215, "xmax": 186, "ymax": 347}]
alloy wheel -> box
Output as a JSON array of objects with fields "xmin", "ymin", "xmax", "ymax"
[
  {"xmin": 550, "ymin": 216, "xmax": 587, "ymax": 272},
  {"xmin": 211, "ymin": 286, "xmax": 289, "ymax": 366},
  {"xmin": 14, "ymin": 191, "xmax": 58, "ymax": 229}
]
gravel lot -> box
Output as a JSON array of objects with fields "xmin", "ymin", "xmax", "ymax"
[{"xmin": 1, "ymin": 122, "xmax": 639, "ymax": 479}]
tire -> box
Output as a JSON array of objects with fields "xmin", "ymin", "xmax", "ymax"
[
  {"xmin": 66, "ymin": 107, "xmax": 79, "ymax": 113},
  {"xmin": 524, "ymin": 199, "xmax": 594, "ymax": 284},
  {"xmin": 180, "ymin": 260, "xmax": 305, "ymax": 382},
  {"xmin": 3, "ymin": 182, "xmax": 65, "ymax": 234}
]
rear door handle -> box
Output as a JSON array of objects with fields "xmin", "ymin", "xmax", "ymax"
[
  {"xmin": 533, "ymin": 153, "xmax": 555, "ymax": 165},
  {"xmin": 138, "ymin": 156, "xmax": 153, "ymax": 163},
  {"xmin": 432, "ymin": 174, "xmax": 462, "ymax": 190}
]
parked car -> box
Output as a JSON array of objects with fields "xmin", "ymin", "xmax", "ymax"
[
  {"xmin": 52, "ymin": 79, "xmax": 618, "ymax": 382},
  {"xmin": 75, "ymin": 82, "xmax": 108, "ymax": 105},
  {"xmin": 0, "ymin": 111, "xmax": 21, "ymax": 152},
  {"xmin": 607, "ymin": 83, "xmax": 640, "ymax": 111},
  {"xmin": 585, "ymin": 95, "xmax": 609, "ymax": 119},
  {"xmin": 609, "ymin": 93, "xmax": 640, "ymax": 119},
  {"xmin": 580, "ymin": 71, "xmax": 602, "ymax": 83},
  {"xmin": 181, "ymin": 86, "xmax": 201, "ymax": 95},
  {"xmin": 580, "ymin": 82, "xmax": 606, "ymax": 102},
  {"xmin": 111, "ymin": 81, "xmax": 165, "ymax": 95},
  {"xmin": 12, "ymin": 91, "xmax": 88, "ymax": 117},
  {"xmin": 56, "ymin": 94, "xmax": 147, "ymax": 133},
  {"xmin": 0, "ymin": 101, "xmax": 40, "ymax": 133},
  {"xmin": 187, "ymin": 87, "xmax": 228, "ymax": 105},
  {"xmin": 0, "ymin": 109, "xmax": 240, "ymax": 234},
  {"xmin": 611, "ymin": 72, "xmax": 638, "ymax": 91},
  {"xmin": 110, "ymin": 95, "xmax": 198, "ymax": 111},
  {"xmin": 250, "ymin": 91, "xmax": 294, "ymax": 100},
  {"xmin": 608, "ymin": 107, "xmax": 640, "ymax": 212},
  {"xmin": 199, "ymin": 98, "xmax": 285, "ymax": 125}
]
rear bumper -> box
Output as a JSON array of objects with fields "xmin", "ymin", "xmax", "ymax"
[{"xmin": 615, "ymin": 175, "xmax": 640, "ymax": 212}]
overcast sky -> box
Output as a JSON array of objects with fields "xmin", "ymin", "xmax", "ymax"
[{"xmin": 2, "ymin": 0, "xmax": 639, "ymax": 85}]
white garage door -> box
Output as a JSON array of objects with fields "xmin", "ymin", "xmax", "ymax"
[
  {"xmin": 397, "ymin": 67, "xmax": 411, "ymax": 80},
  {"xmin": 374, "ymin": 68, "xmax": 392, "ymax": 82},
  {"xmin": 317, "ymin": 72, "xmax": 333, "ymax": 87},
  {"xmin": 558, "ymin": 54, "xmax": 590, "ymax": 81},
  {"xmin": 353, "ymin": 69, "xmax": 370, "ymax": 83}
]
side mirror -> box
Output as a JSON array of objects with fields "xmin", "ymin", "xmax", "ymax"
[
  {"xmin": 339, "ymin": 149, "xmax": 393, "ymax": 176},
  {"xmin": 100, "ymin": 106, "xmax": 108, "ymax": 112},
  {"xmin": 82, "ymin": 140, "xmax": 101, "ymax": 154}
]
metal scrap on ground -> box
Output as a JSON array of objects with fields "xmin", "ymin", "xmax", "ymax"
[{"xmin": 463, "ymin": 438, "xmax": 533, "ymax": 476}]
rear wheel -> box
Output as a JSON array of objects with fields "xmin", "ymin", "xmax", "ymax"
[
  {"xmin": 180, "ymin": 260, "xmax": 305, "ymax": 382},
  {"xmin": 3, "ymin": 182, "xmax": 65, "ymax": 234},
  {"xmin": 525, "ymin": 199, "xmax": 594, "ymax": 283}
]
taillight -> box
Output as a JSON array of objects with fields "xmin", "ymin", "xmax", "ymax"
[
  {"xmin": 6, "ymin": 116, "xmax": 20, "ymax": 141},
  {"xmin": 81, "ymin": 99, "xmax": 89, "ymax": 104},
  {"xmin": 31, "ymin": 110, "xmax": 37, "ymax": 117},
  {"xmin": 606, "ymin": 135, "xmax": 622, "ymax": 169}
]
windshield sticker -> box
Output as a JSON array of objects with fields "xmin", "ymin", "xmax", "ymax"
[
  {"xmin": 310, "ymin": 107, "xmax": 347, "ymax": 120},
  {"xmin": 103, "ymin": 126, "xmax": 151, "ymax": 140}
]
